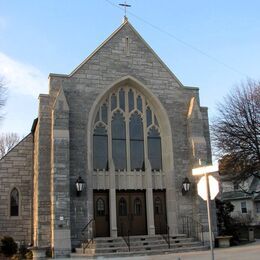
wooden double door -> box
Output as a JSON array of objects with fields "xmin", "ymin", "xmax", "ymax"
[
  {"xmin": 94, "ymin": 190, "xmax": 166, "ymax": 237},
  {"xmin": 117, "ymin": 191, "xmax": 147, "ymax": 236}
]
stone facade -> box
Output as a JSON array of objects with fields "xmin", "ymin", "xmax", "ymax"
[
  {"xmin": 0, "ymin": 20, "xmax": 215, "ymax": 257},
  {"xmin": 0, "ymin": 134, "xmax": 33, "ymax": 243}
]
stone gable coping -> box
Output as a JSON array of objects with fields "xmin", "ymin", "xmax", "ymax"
[{"xmin": 48, "ymin": 20, "xmax": 184, "ymax": 88}]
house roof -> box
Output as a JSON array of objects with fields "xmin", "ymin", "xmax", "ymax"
[
  {"xmin": 221, "ymin": 176, "xmax": 260, "ymax": 201},
  {"xmin": 222, "ymin": 191, "xmax": 251, "ymax": 201}
]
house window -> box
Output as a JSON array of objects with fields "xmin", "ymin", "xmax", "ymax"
[
  {"xmin": 10, "ymin": 188, "xmax": 19, "ymax": 217},
  {"xmin": 241, "ymin": 201, "xmax": 247, "ymax": 213},
  {"xmin": 256, "ymin": 202, "xmax": 260, "ymax": 213},
  {"xmin": 93, "ymin": 87, "xmax": 162, "ymax": 172}
]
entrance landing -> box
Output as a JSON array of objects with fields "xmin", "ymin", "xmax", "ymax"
[{"xmin": 73, "ymin": 234, "xmax": 208, "ymax": 258}]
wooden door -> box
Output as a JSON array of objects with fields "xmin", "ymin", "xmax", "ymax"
[
  {"xmin": 94, "ymin": 191, "xmax": 110, "ymax": 237},
  {"xmin": 117, "ymin": 191, "xmax": 147, "ymax": 236},
  {"xmin": 153, "ymin": 190, "xmax": 167, "ymax": 234}
]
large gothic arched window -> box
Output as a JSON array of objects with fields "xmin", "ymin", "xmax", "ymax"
[{"xmin": 93, "ymin": 86, "xmax": 162, "ymax": 172}]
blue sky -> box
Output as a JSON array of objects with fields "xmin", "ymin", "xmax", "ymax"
[{"xmin": 0, "ymin": 0, "xmax": 260, "ymax": 135}]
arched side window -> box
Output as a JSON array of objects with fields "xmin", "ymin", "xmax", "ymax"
[
  {"xmin": 112, "ymin": 111, "xmax": 127, "ymax": 171},
  {"xmin": 10, "ymin": 188, "xmax": 19, "ymax": 217},
  {"xmin": 148, "ymin": 127, "xmax": 162, "ymax": 171},
  {"xmin": 130, "ymin": 112, "xmax": 144, "ymax": 170},
  {"xmin": 93, "ymin": 125, "xmax": 108, "ymax": 171},
  {"xmin": 119, "ymin": 197, "xmax": 127, "ymax": 216},
  {"xmin": 96, "ymin": 198, "xmax": 105, "ymax": 216},
  {"xmin": 134, "ymin": 198, "xmax": 142, "ymax": 216}
]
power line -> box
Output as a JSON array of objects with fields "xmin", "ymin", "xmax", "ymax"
[{"xmin": 103, "ymin": 0, "xmax": 249, "ymax": 77}]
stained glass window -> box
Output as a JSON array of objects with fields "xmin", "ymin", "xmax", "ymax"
[
  {"xmin": 101, "ymin": 104, "xmax": 108, "ymax": 124},
  {"xmin": 93, "ymin": 86, "xmax": 162, "ymax": 172},
  {"xmin": 10, "ymin": 188, "xmax": 19, "ymax": 217},
  {"xmin": 128, "ymin": 89, "xmax": 134, "ymax": 112},
  {"xmin": 111, "ymin": 94, "xmax": 117, "ymax": 111},
  {"xmin": 146, "ymin": 107, "xmax": 152, "ymax": 127},
  {"xmin": 112, "ymin": 111, "xmax": 126, "ymax": 170},
  {"xmin": 130, "ymin": 112, "xmax": 144, "ymax": 171},
  {"xmin": 119, "ymin": 89, "xmax": 125, "ymax": 111},
  {"xmin": 93, "ymin": 125, "xmax": 108, "ymax": 170},
  {"xmin": 137, "ymin": 96, "xmax": 143, "ymax": 112},
  {"xmin": 148, "ymin": 127, "xmax": 162, "ymax": 171}
]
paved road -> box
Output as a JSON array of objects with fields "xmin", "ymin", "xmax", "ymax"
[{"xmin": 68, "ymin": 240, "xmax": 260, "ymax": 260}]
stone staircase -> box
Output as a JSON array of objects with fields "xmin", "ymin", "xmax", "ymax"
[{"xmin": 72, "ymin": 234, "xmax": 208, "ymax": 258}]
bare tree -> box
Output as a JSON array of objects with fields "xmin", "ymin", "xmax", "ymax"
[
  {"xmin": 211, "ymin": 80, "xmax": 260, "ymax": 188},
  {"xmin": 0, "ymin": 133, "xmax": 20, "ymax": 159},
  {"xmin": 0, "ymin": 76, "xmax": 7, "ymax": 121}
]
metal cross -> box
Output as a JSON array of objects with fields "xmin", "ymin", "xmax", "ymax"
[{"xmin": 119, "ymin": 1, "xmax": 131, "ymax": 19}]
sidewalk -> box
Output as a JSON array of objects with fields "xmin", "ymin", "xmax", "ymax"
[{"xmin": 68, "ymin": 240, "xmax": 260, "ymax": 260}]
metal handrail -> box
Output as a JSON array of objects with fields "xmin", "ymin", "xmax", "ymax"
[
  {"xmin": 163, "ymin": 225, "xmax": 170, "ymax": 249},
  {"xmin": 81, "ymin": 218, "xmax": 95, "ymax": 253},
  {"xmin": 160, "ymin": 216, "xmax": 170, "ymax": 248},
  {"xmin": 181, "ymin": 216, "xmax": 204, "ymax": 245},
  {"xmin": 121, "ymin": 222, "xmax": 130, "ymax": 252}
]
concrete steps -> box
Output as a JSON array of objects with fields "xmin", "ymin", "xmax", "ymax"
[{"xmin": 72, "ymin": 234, "xmax": 208, "ymax": 258}]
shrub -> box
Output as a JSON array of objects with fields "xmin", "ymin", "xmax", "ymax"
[{"xmin": 0, "ymin": 236, "xmax": 18, "ymax": 257}]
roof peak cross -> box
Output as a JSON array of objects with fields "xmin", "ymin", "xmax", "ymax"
[{"xmin": 119, "ymin": 1, "xmax": 131, "ymax": 21}]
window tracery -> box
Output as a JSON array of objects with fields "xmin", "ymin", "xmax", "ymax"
[{"xmin": 93, "ymin": 86, "xmax": 162, "ymax": 172}]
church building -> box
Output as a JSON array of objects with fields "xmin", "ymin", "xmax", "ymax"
[{"xmin": 0, "ymin": 19, "xmax": 214, "ymax": 257}]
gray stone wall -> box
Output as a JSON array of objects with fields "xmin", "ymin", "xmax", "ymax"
[
  {"xmin": 33, "ymin": 94, "xmax": 52, "ymax": 247},
  {"xmin": 47, "ymin": 21, "xmax": 214, "ymax": 246},
  {"xmin": 0, "ymin": 134, "xmax": 33, "ymax": 243},
  {"xmin": 51, "ymin": 88, "xmax": 71, "ymax": 257}
]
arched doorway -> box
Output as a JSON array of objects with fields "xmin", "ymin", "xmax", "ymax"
[{"xmin": 87, "ymin": 76, "xmax": 177, "ymax": 237}]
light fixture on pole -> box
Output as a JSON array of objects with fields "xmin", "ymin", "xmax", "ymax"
[
  {"xmin": 182, "ymin": 177, "xmax": 191, "ymax": 195},
  {"xmin": 192, "ymin": 163, "xmax": 219, "ymax": 260},
  {"xmin": 75, "ymin": 176, "xmax": 85, "ymax": 197}
]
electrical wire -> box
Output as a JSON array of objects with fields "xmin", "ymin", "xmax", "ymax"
[{"xmin": 103, "ymin": 0, "xmax": 249, "ymax": 77}]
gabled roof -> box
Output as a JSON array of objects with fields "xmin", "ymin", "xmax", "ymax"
[{"xmin": 49, "ymin": 19, "xmax": 184, "ymax": 87}]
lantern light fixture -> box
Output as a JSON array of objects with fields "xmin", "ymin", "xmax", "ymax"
[
  {"xmin": 75, "ymin": 176, "xmax": 85, "ymax": 196},
  {"xmin": 182, "ymin": 177, "xmax": 191, "ymax": 195}
]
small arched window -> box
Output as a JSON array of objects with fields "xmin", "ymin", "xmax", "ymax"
[
  {"xmin": 96, "ymin": 198, "xmax": 105, "ymax": 216},
  {"xmin": 154, "ymin": 197, "xmax": 162, "ymax": 215},
  {"xmin": 134, "ymin": 198, "xmax": 142, "ymax": 216},
  {"xmin": 119, "ymin": 197, "xmax": 127, "ymax": 216},
  {"xmin": 10, "ymin": 188, "xmax": 19, "ymax": 217}
]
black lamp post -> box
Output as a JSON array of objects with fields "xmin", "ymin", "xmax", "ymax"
[
  {"xmin": 182, "ymin": 177, "xmax": 191, "ymax": 195},
  {"xmin": 75, "ymin": 176, "xmax": 85, "ymax": 196}
]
